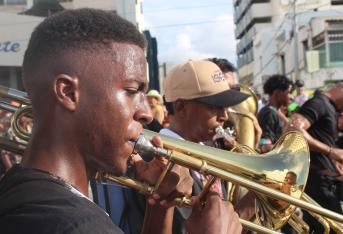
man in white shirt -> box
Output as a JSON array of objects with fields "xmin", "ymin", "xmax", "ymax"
[{"xmin": 161, "ymin": 60, "xmax": 254, "ymax": 233}]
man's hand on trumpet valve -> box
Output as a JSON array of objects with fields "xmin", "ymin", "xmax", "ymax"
[
  {"xmin": 185, "ymin": 192, "xmax": 242, "ymax": 234},
  {"xmin": 131, "ymin": 135, "xmax": 194, "ymax": 208}
]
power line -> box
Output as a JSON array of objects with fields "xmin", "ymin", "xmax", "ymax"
[
  {"xmin": 149, "ymin": 19, "xmax": 230, "ymax": 29},
  {"xmin": 260, "ymin": 17, "xmax": 290, "ymax": 52},
  {"xmin": 144, "ymin": 3, "xmax": 231, "ymax": 13},
  {"xmin": 254, "ymin": 40, "xmax": 289, "ymax": 77}
]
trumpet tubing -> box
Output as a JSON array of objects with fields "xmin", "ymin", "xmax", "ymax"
[{"xmin": 138, "ymin": 130, "xmax": 343, "ymax": 227}]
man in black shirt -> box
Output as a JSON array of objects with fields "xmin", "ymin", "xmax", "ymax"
[
  {"xmin": 0, "ymin": 9, "xmax": 241, "ymax": 234},
  {"xmin": 287, "ymin": 83, "xmax": 343, "ymax": 233},
  {"xmin": 257, "ymin": 74, "xmax": 293, "ymax": 153}
]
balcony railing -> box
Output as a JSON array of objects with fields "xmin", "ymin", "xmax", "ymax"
[
  {"xmin": 236, "ymin": 26, "xmax": 256, "ymax": 53},
  {"xmin": 235, "ymin": 3, "xmax": 272, "ymax": 39}
]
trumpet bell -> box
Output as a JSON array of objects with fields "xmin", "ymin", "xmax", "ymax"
[
  {"xmin": 141, "ymin": 129, "xmax": 309, "ymax": 230},
  {"xmin": 255, "ymin": 131, "xmax": 309, "ymax": 229},
  {"xmin": 227, "ymin": 85, "xmax": 258, "ymax": 149}
]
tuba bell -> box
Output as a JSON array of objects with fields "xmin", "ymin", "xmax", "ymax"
[{"xmin": 226, "ymin": 85, "xmax": 258, "ymax": 151}]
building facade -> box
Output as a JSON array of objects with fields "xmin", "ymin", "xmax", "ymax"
[
  {"xmin": 0, "ymin": 0, "xmax": 146, "ymax": 90},
  {"xmin": 233, "ymin": 0, "xmax": 343, "ymax": 93}
]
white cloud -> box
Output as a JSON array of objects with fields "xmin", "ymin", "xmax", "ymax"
[
  {"xmin": 155, "ymin": 14, "xmax": 237, "ymax": 64},
  {"xmin": 161, "ymin": 33, "xmax": 214, "ymax": 62},
  {"xmin": 144, "ymin": 0, "xmax": 237, "ymax": 64}
]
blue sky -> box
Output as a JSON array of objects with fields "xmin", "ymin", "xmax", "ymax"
[{"xmin": 143, "ymin": 0, "xmax": 236, "ymax": 65}]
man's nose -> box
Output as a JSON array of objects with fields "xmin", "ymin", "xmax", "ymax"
[
  {"xmin": 134, "ymin": 95, "xmax": 153, "ymax": 124},
  {"xmin": 218, "ymin": 107, "xmax": 229, "ymax": 123}
]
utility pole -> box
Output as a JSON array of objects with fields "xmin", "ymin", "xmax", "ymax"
[{"xmin": 293, "ymin": 0, "xmax": 299, "ymax": 82}]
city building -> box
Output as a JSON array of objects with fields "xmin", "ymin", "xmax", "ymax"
[
  {"xmin": 233, "ymin": 0, "xmax": 343, "ymax": 92},
  {"xmin": 0, "ymin": 0, "xmax": 147, "ymax": 90},
  {"xmin": 0, "ymin": 11, "xmax": 42, "ymax": 89}
]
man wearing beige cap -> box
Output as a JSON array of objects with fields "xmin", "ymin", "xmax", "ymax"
[
  {"xmin": 161, "ymin": 59, "xmax": 249, "ymax": 145},
  {"xmin": 160, "ymin": 60, "xmax": 250, "ymax": 234}
]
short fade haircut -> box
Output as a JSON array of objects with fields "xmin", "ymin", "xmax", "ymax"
[
  {"xmin": 207, "ymin": 58, "xmax": 236, "ymax": 73},
  {"xmin": 23, "ymin": 8, "xmax": 146, "ymax": 76},
  {"xmin": 263, "ymin": 74, "xmax": 293, "ymax": 96}
]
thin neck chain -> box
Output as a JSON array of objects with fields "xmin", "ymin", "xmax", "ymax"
[{"xmin": 38, "ymin": 169, "xmax": 92, "ymax": 202}]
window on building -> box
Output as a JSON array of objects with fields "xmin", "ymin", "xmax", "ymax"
[
  {"xmin": 280, "ymin": 54, "xmax": 286, "ymax": 75},
  {"xmin": 327, "ymin": 26, "xmax": 343, "ymax": 67},
  {"xmin": 313, "ymin": 44, "xmax": 327, "ymax": 68},
  {"xmin": 310, "ymin": 30, "xmax": 343, "ymax": 69},
  {"xmin": 329, "ymin": 42, "xmax": 343, "ymax": 64}
]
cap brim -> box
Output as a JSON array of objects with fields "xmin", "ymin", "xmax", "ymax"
[{"xmin": 193, "ymin": 89, "xmax": 250, "ymax": 107}]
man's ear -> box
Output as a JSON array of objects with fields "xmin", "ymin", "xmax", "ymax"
[
  {"xmin": 53, "ymin": 74, "xmax": 79, "ymax": 111},
  {"xmin": 173, "ymin": 100, "xmax": 186, "ymax": 115}
]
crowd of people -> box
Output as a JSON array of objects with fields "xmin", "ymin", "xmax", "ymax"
[{"xmin": 0, "ymin": 8, "xmax": 342, "ymax": 234}]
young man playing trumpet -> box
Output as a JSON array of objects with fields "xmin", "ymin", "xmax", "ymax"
[{"xmin": 0, "ymin": 9, "xmax": 241, "ymax": 234}]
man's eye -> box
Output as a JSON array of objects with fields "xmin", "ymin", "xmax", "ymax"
[{"xmin": 125, "ymin": 88, "xmax": 138, "ymax": 94}]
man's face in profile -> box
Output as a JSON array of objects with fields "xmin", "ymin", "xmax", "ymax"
[
  {"xmin": 79, "ymin": 43, "xmax": 152, "ymax": 176},
  {"xmin": 176, "ymin": 100, "xmax": 228, "ymax": 143}
]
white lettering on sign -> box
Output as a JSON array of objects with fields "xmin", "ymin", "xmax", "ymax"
[{"xmin": 0, "ymin": 41, "xmax": 20, "ymax": 52}]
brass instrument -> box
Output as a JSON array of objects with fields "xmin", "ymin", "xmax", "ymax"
[
  {"xmin": 132, "ymin": 131, "xmax": 343, "ymax": 224},
  {"xmin": 225, "ymin": 85, "xmax": 343, "ymax": 233},
  {"xmin": 0, "ymin": 86, "xmax": 31, "ymax": 142},
  {"xmin": 227, "ymin": 85, "xmax": 258, "ymax": 150},
  {"xmin": 221, "ymin": 85, "xmax": 258, "ymax": 216},
  {"xmin": 2, "ymin": 86, "xmax": 343, "ymax": 234},
  {"xmin": 224, "ymin": 85, "xmax": 327, "ymax": 233},
  {"xmin": 215, "ymin": 126, "xmax": 256, "ymax": 154},
  {"xmin": 302, "ymin": 193, "xmax": 343, "ymax": 234}
]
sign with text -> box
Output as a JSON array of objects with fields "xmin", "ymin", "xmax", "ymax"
[
  {"xmin": 0, "ymin": 41, "xmax": 20, "ymax": 53},
  {"xmin": 0, "ymin": 12, "xmax": 43, "ymax": 66}
]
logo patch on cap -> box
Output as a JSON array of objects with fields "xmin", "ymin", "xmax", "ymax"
[{"xmin": 212, "ymin": 70, "xmax": 225, "ymax": 83}]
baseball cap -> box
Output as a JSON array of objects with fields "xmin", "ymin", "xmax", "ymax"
[{"xmin": 163, "ymin": 60, "xmax": 249, "ymax": 107}]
